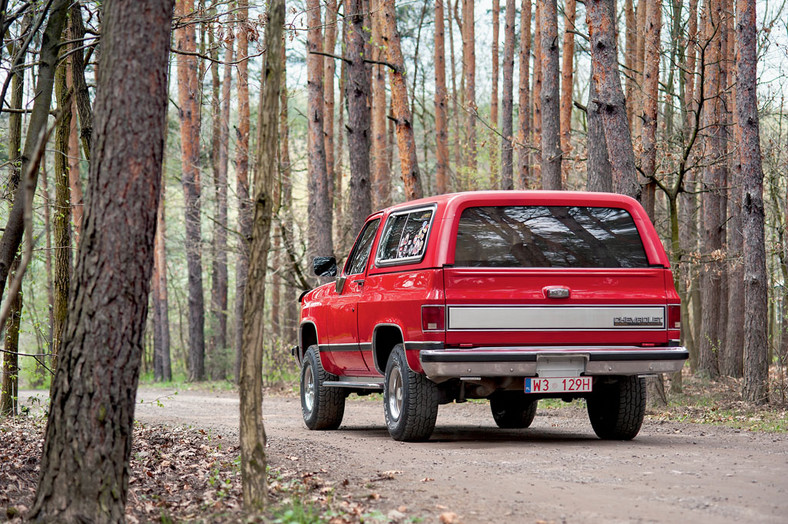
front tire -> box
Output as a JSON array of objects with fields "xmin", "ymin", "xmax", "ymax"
[
  {"xmin": 383, "ymin": 344, "xmax": 439, "ymax": 441},
  {"xmin": 301, "ymin": 345, "xmax": 345, "ymax": 430},
  {"xmin": 490, "ymin": 392, "xmax": 538, "ymax": 429},
  {"xmin": 587, "ymin": 376, "xmax": 646, "ymax": 440}
]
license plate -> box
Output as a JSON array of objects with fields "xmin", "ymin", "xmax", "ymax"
[{"xmin": 525, "ymin": 377, "xmax": 593, "ymax": 394}]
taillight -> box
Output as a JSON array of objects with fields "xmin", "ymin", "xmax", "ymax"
[
  {"xmin": 421, "ymin": 305, "xmax": 445, "ymax": 332},
  {"xmin": 668, "ymin": 305, "xmax": 681, "ymax": 330}
]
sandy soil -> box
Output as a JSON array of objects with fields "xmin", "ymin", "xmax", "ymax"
[{"xmin": 124, "ymin": 387, "xmax": 788, "ymax": 524}]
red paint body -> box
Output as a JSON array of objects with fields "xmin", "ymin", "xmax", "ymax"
[{"xmin": 299, "ymin": 191, "xmax": 682, "ymax": 378}]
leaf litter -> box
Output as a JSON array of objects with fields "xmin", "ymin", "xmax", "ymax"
[{"xmin": 0, "ymin": 417, "xmax": 382, "ymax": 522}]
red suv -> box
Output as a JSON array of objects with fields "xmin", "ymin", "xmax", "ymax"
[{"xmin": 295, "ymin": 191, "xmax": 687, "ymax": 441}]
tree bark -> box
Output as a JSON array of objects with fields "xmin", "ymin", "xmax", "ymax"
[
  {"xmin": 152, "ymin": 172, "xmax": 171, "ymax": 382},
  {"xmin": 624, "ymin": 0, "xmax": 637, "ymax": 127},
  {"xmin": 345, "ymin": 0, "xmax": 372, "ymax": 235},
  {"xmin": 699, "ymin": 0, "xmax": 724, "ymax": 378},
  {"xmin": 500, "ymin": 0, "xmax": 516, "ymax": 190},
  {"xmin": 307, "ymin": 0, "xmax": 334, "ymax": 266},
  {"xmin": 435, "ymin": 0, "xmax": 449, "ymax": 195},
  {"xmin": 209, "ymin": 26, "xmax": 232, "ymax": 380},
  {"xmin": 724, "ymin": 0, "xmax": 743, "ymax": 378},
  {"xmin": 69, "ymin": 2, "xmax": 93, "ymax": 163},
  {"xmin": 1, "ymin": 258, "xmax": 21, "ymax": 417},
  {"xmin": 29, "ymin": 0, "xmax": 173, "ymax": 518},
  {"xmin": 381, "ymin": 0, "xmax": 423, "ymax": 200},
  {"xmin": 736, "ymin": 0, "xmax": 768, "ymax": 403},
  {"xmin": 65, "ymin": 21, "xmax": 85, "ymax": 247},
  {"xmin": 233, "ymin": 0, "xmax": 252, "ymax": 383},
  {"xmin": 325, "ymin": 0, "xmax": 338, "ymax": 216},
  {"xmin": 586, "ymin": 60, "xmax": 613, "ymax": 192},
  {"xmin": 586, "ymin": 0, "xmax": 641, "ymax": 200},
  {"xmin": 540, "ymin": 0, "xmax": 562, "ymax": 190},
  {"xmin": 370, "ymin": 0, "xmax": 390, "ymax": 207},
  {"xmin": 1, "ymin": 45, "xmax": 25, "ymax": 415},
  {"xmin": 532, "ymin": 1, "xmax": 542, "ymax": 187},
  {"xmin": 176, "ymin": 0, "xmax": 206, "ymax": 381},
  {"xmin": 490, "ymin": 0, "xmax": 500, "ymax": 186},
  {"xmin": 52, "ymin": 57, "xmax": 71, "ymax": 371},
  {"xmin": 0, "ymin": 0, "xmax": 69, "ymax": 309},
  {"xmin": 516, "ymin": 0, "xmax": 532, "ymax": 189},
  {"xmin": 279, "ymin": 44, "xmax": 299, "ymax": 340},
  {"xmin": 640, "ymin": 0, "xmax": 661, "ymax": 219},
  {"xmin": 462, "ymin": 0, "xmax": 477, "ymax": 175},
  {"xmin": 240, "ymin": 0, "xmax": 284, "ymax": 508},
  {"xmin": 560, "ymin": 0, "xmax": 576, "ymax": 184}
]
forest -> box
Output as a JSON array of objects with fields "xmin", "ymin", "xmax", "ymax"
[
  {"xmin": 0, "ymin": 0, "xmax": 786, "ymax": 515},
  {"xmin": 2, "ymin": 0, "xmax": 787, "ymax": 410}
]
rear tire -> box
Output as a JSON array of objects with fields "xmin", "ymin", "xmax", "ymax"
[
  {"xmin": 300, "ymin": 345, "xmax": 345, "ymax": 430},
  {"xmin": 383, "ymin": 344, "xmax": 439, "ymax": 441},
  {"xmin": 587, "ymin": 376, "xmax": 646, "ymax": 440},
  {"xmin": 490, "ymin": 392, "xmax": 538, "ymax": 429}
]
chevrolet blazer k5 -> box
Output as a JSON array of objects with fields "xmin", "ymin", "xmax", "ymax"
[{"xmin": 295, "ymin": 191, "xmax": 688, "ymax": 441}]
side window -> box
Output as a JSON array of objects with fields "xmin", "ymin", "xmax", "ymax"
[
  {"xmin": 344, "ymin": 218, "xmax": 381, "ymax": 275},
  {"xmin": 376, "ymin": 207, "xmax": 435, "ymax": 265}
]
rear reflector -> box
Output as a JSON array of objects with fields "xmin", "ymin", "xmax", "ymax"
[
  {"xmin": 668, "ymin": 305, "xmax": 681, "ymax": 330},
  {"xmin": 422, "ymin": 305, "xmax": 445, "ymax": 332}
]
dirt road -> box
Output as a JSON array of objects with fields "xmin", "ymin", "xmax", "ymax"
[{"xmin": 127, "ymin": 387, "xmax": 788, "ymax": 523}]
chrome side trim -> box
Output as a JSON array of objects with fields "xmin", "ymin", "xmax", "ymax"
[
  {"xmin": 447, "ymin": 306, "xmax": 666, "ymax": 331},
  {"xmin": 324, "ymin": 379, "xmax": 384, "ymax": 390}
]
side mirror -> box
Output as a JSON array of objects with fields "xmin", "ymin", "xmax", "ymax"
[{"xmin": 313, "ymin": 256, "xmax": 337, "ymax": 277}]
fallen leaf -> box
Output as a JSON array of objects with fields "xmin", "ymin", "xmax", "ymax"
[{"xmin": 440, "ymin": 511, "xmax": 461, "ymax": 524}]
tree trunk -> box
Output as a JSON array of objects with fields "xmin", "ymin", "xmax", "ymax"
[
  {"xmin": 540, "ymin": 0, "xmax": 562, "ymax": 190},
  {"xmin": 234, "ymin": 0, "xmax": 252, "ymax": 383},
  {"xmin": 532, "ymin": 1, "xmax": 542, "ymax": 187},
  {"xmin": 435, "ymin": 0, "xmax": 449, "ymax": 195},
  {"xmin": 69, "ymin": 1, "xmax": 93, "ymax": 163},
  {"xmin": 280, "ymin": 44, "xmax": 299, "ymax": 340},
  {"xmin": 560, "ymin": 0, "xmax": 576, "ymax": 185},
  {"xmin": 29, "ymin": 1, "xmax": 173, "ymax": 518},
  {"xmin": 52, "ymin": 56, "xmax": 71, "ymax": 371},
  {"xmin": 516, "ymin": 0, "xmax": 532, "ymax": 189},
  {"xmin": 462, "ymin": 0, "xmax": 477, "ymax": 175},
  {"xmin": 240, "ymin": 0, "xmax": 284, "ymax": 508},
  {"xmin": 724, "ymin": 0, "xmax": 743, "ymax": 378},
  {"xmin": 208, "ymin": 27, "xmax": 232, "ymax": 380},
  {"xmin": 586, "ymin": 61, "xmax": 613, "ymax": 192},
  {"xmin": 65, "ymin": 26, "xmax": 85, "ymax": 247},
  {"xmin": 1, "ymin": 257, "xmax": 21, "ymax": 417},
  {"xmin": 624, "ymin": 0, "xmax": 636, "ymax": 127},
  {"xmin": 699, "ymin": 0, "xmax": 724, "ymax": 378},
  {"xmin": 346, "ymin": 0, "xmax": 372, "ymax": 235},
  {"xmin": 381, "ymin": 0, "xmax": 423, "ymax": 200},
  {"xmin": 176, "ymin": 0, "xmax": 205, "ymax": 381},
  {"xmin": 737, "ymin": 0, "xmax": 768, "ymax": 403},
  {"xmin": 490, "ymin": 0, "xmax": 500, "ymax": 187},
  {"xmin": 325, "ymin": 0, "xmax": 338, "ymax": 216},
  {"xmin": 500, "ymin": 0, "xmax": 516, "ymax": 190},
  {"xmin": 152, "ymin": 172, "xmax": 171, "ymax": 382},
  {"xmin": 307, "ymin": 0, "xmax": 334, "ymax": 266},
  {"xmin": 640, "ymin": 0, "xmax": 661, "ymax": 219},
  {"xmin": 370, "ymin": 0, "xmax": 390, "ymax": 207},
  {"xmin": 0, "ymin": 0, "xmax": 69, "ymax": 308},
  {"xmin": 586, "ymin": 0, "xmax": 641, "ymax": 200}
]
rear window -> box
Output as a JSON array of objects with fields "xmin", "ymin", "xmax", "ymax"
[{"xmin": 454, "ymin": 206, "xmax": 649, "ymax": 268}]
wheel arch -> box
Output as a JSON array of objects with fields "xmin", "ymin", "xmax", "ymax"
[
  {"xmin": 299, "ymin": 321, "xmax": 319, "ymax": 363},
  {"xmin": 372, "ymin": 324, "xmax": 405, "ymax": 374}
]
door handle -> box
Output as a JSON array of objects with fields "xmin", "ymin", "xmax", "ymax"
[{"xmin": 353, "ymin": 279, "xmax": 364, "ymax": 287}]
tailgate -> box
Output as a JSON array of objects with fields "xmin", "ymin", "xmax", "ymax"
[{"xmin": 443, "ymin": 267, "xmax": 670, "ymax": 347}]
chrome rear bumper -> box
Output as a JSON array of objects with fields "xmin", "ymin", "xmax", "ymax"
[{"xmin": 419, "ymin": 346, "xmax": 688, "ymax": 382}]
